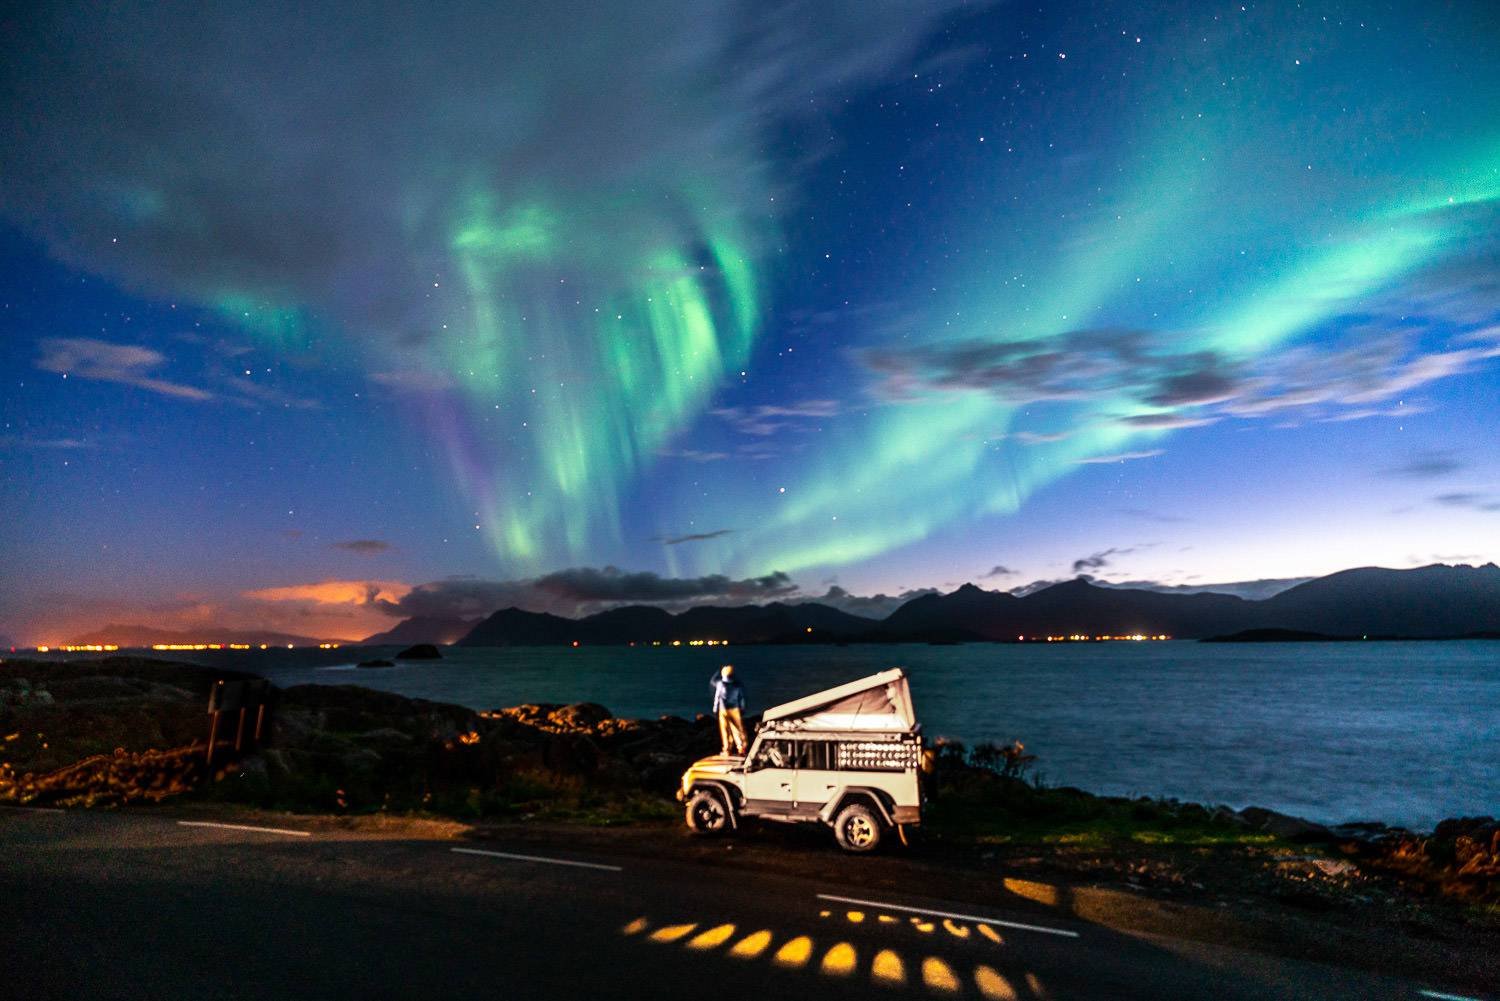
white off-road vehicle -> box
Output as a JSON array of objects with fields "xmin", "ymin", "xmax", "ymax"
[{"xmin": 676, "ymin": 668, "xmax": 924, "ymax": 852}]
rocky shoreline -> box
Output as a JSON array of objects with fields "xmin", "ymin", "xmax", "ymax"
[{"xmin": 2, "ymin": 656, "xmax": 1495, "ymax": 916}]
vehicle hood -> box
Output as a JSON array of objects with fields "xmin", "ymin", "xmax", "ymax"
[{"xmin": 685, "ymin": 754, "xmax": 744, "ymax": 775}]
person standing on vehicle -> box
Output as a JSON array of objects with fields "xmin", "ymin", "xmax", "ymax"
[{"xmin": 711, "ymin": 664, "xmax": 747, "ymax": 755}]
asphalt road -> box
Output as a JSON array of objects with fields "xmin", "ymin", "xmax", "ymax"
[{"xmin": 0, "ymin": 808, "xmax": 1487, "ymax": 1001}]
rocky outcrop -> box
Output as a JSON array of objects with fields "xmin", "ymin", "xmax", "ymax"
[
  {"xmin": 1340, "ymin": 816, "xmax": 1500, "ymax": 903},
  {"xmin": 395, "ymin": 644, "xmax": 442, "ymax": 660}
]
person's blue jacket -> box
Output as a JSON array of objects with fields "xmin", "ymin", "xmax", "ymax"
[{"xmin": 710, "ymin": 673, "xmax": 746, "ymax": 712}]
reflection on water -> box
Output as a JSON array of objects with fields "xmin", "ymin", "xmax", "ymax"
[{"xmin": 86, "ymin": 639, "xmax": 1500, "ymax": 826}]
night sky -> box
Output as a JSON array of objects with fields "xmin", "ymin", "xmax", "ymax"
[{"xmin": 3, "ymin": 2, "xmax": 1498, "ymax": 644}]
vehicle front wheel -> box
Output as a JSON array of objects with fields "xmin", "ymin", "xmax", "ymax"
[
  {"xmin": 685, "ymin": 789, "xmax": 730, "ymax": 835},
  {"xmin": 832, "ymin": 802, "xmax": 882, "ymax": 852}
]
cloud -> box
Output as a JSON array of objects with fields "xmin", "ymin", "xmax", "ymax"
[
  {"xmin": 712, "ymin": 400, "xmax": 841, "ymax": 436},
  {"xmin": 34, "ymin": 338, "xmax": 211, "ymax": 401},
  {"xmin": 1379, "ymin": 450, "xmax": 1464, "ymax": 479},
  {"xmin": 1143, "ymin": 364, "xmax": 1240, "ymax": 407},
  {"xmin": 0, "ymin": 435, "xmax": 94, "ymax": 450},
  {"xmin": 1009, "ymin": 578, "xmax": 1079, "ymax": 597},
  {"xmin": 1010, "ymin": 430, "xmax": 1074, "ymax": 444},
  {"xmin": 1434, "ymin": 492, "xmax": 1500, "ymax": 512},
  {"xmin": 658, "ymin": 448, "xmax": 732, "ymax": 463},
  {"xmin": 860, "ymin": 320, "xmax": 1500, "ymax": 445},
  {"xmin": 331, "ymin": 539, "xmax": 392, "ymax": 555},
  {"xmin": 1075, "ymin": 449, "xmax": 1163, "ymax": 465},
  {"xmin": 812, "ymin": 585, "xmax": 938, "ymax": 619},
  {"xmin": 369, "ymin": 370, "xmax": 455, "ymax": 394},
  {"xmin": 652, "ymin": 529, "xmax": 734, "ymax": 546},
  {"xmin": 1116, "ymin": 413, "xmax": 1220, "ymax": 430},
  {"xmin": 1119, "ymin": 507, "xmax": 1191, "ymax": 523},
  {"xmin": 225, "ymin": 377, "xmax": 321, "ymax": 410},
  {"xmin": 1072, "ymin": 547, "xmax": 1133, "ymax": 573},
  {"xmin": 534, "ymin": 566, "xmax": 796, "ymax": 605},
  {"xmin": 1094, "ymin": 577, "xmax": 1313, "ymax": 600},
  {"xmin": 353, "ymin": 566, "xmax": 802, "ymax": 620},
  {"xmin": 245, "ymin": 580, "xmax": 411, "ymax": 606},
  {"xmin": 981, "ymin": 565, "xmax": 1016, "ymax": 578}
]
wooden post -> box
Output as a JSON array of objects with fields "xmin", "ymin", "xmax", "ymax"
[
  {"xmin": 253, "ymin": 704, "xmax": 266, "ymax": 744},
  {"xmin": 234, "ymin": 707, "xmax": 247, "ymax": 751},
  {"xmin": 206, "ymin": 711, "xmax": 219, "ymax": 766}
]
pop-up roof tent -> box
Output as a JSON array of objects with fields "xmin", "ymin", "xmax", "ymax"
[{"xmin": 760, "ymin": 668, "xmax": 915, "ymax": 733}]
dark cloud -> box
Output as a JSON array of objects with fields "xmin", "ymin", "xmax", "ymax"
[
  {"xmin": 35, "ymin": 338, "xmax": 211, "ymax": 401},
  {"xmin": 375, "ymin": 566, "xmax": 799, "ymax": 619},
  {"xmin": 1072, "ymin": 548, "xmax": 1130, "ymax": 573},
  {"xmin": 1143, "ymin": 362, "xmax": 1240, "ymax": 407},
  {"xmin": 1379, "ymin": 450, "xmax": 1464, "ymax": 479},
  {"xmin": 1434, "ymin": 492, "xmax": 1500, "ymax": 512},
  {"xmin": 861, "ymin": 321, "xmax": 1500, "ymax": 437},
  {"xmin": 536, "ymin": 566, "xmax": 796, "ymax": 604},
  {"xmin": 331, "ymin": 539, "xmax": 392, "ymax": 555},
  {"xmin": 1009, "ymin": 577, "xmax": 1086, "ymax": 597},
  {"xmin": 981, "ymin": 565, "xmax": 1016, "ymax": 578},
  {"xmin": 374, "ymin": 578, "xmax": 542, "ymax": 620},
  {"xmin": 652, "ymin": 529, "xmax": 734, "ymax": 545}
]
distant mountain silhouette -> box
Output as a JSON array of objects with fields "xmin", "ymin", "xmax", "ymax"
[
  {"xmin": 1248, "ymin": 564, "xmax": 1500, "ymax": 638},
  {"xmin": 457, "ymin": 601, "xmax": 879, "ymax": 647},
  {"xmin": 457, "ymin": 608, "xmax": 582, "ymax": 646},
  {"xmin": 360, "ymin": 616, "xmax": 478, "ymax": 646},
  {"xmin": 454, "ymin": 563, "xmax": 1500, "ymax": 645},
  {"xmin": 68, "ymin": 623, "xmax": 347, "ymax": 648}
]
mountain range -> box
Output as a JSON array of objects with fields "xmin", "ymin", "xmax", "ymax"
[
  {"xmin": 358, "ymin": 615, "xmax": 479, "ymax": 646},
  {"xmin": 60, "ymin": 564, "xmax": 1500, "ymax": 649},
  {"xmin": 444, "ymin": 563, "xmax": 1500, "ymax": 647},
  {"xmin": 66, "ymin": 623, "xmax": 352, "ymax": 648}
]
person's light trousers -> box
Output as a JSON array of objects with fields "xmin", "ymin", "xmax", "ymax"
[{"xmin": 718, "ymin": 707, "xmax": 746, "ymax": 754}]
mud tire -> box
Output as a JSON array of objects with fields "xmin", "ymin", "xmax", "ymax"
[
  {"xmin": 685, "ymin": 788, "xmax": 730, "ymax": 835},
  {"xmin": 832, "ymin": 802, "xmax": 882, "ymax": 852}
]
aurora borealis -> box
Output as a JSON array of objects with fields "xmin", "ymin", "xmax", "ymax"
[{"xmin": 2, "ymin": 1, "xmax": 1498, "ymax": 643}]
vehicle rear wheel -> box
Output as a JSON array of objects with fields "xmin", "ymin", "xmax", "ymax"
[
  {"xmin": 685, "ymin": 789, "xmax": 730, "ymax": 835},
  {"xmin": 832, "ymin": 802, "xmax": 882, "ymax": 852}
]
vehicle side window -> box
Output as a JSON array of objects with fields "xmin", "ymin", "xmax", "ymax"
[
  {"xmin": 752, "ymin": 739, "xmax": 794, "ymax": 770},
  {"xmin": 796, "ymin": 741, "xmax": 835, "ymax": 770}
]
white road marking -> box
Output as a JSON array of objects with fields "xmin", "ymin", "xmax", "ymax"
[
  {"xmin": 0, "ymin": 805, "xmax": 65, "ymax": 814},
  {"xmin": 177, "ymin": 820, "xmax": 311, "ymax": 838},
  {"xmin": 1419, "ymin": 991, "xmax": 1488, "ymax": 1001},
  {"xmin": 451, "ymin": 847, "xmax": 623, "ymax": 872},
  {"xmin": 815, "ymin": 893, "xmax": 1080, "ymax": 939}
]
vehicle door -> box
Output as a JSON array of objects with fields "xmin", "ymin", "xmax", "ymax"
[
  {"xmin": 741, "ymin": 737, "xmax": 796, "ymax": 813},
  {"xmin": 792, "ymin": 739, "xmax": 842, "ymax": 815}
]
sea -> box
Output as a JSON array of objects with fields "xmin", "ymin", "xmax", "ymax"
[{"xmin": 21, "ymin": 640, "xmax": 1500, "ymax": 829}]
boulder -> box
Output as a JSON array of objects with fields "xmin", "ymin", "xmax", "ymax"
[{"xmin": 1238, "ymin": 806, "xmax": 1334, "ymax": 842}]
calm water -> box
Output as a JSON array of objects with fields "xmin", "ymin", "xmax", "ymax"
[{"xmin": 24, "ymin": 641, "xmax": 1500, "ymax": 828}]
